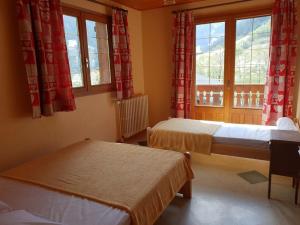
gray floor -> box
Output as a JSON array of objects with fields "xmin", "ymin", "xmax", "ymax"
[{"xmin": 155, "ymin": 163, "xmax": 300, "ymax": 225}]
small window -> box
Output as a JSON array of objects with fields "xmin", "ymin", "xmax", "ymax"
[{"xmin": 62, "ymin": 7, "xmax": 114, "ymax": 96}]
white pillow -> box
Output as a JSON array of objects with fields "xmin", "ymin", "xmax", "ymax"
[
  {"xmin": 0, "ymin": 201, "xmax": 11, "ymax": 213},
  {"xmin": 276, "ymin": 117, "xmax": 298, "ymax": 131}
]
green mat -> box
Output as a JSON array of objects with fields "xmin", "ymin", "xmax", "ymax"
[{"xmin": 238, "ymin": 170, "xmax": 268, "ymax": 184}]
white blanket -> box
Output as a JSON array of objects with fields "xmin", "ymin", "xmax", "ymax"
[
  {"xmin": 0, "ymin": 178, "xmax": 130, "ymax": 225},
  {"xmin": 0, "ymin": 210, "xmax": 63, "ymax": 225}
]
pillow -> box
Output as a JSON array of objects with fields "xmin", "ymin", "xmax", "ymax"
[
  {"xmin": 276, "ymin": 117, "xmax": 298, "ymax": 131},
  {"xmin": 0, "ymin": 201, "xmax": 11, "ymax": 213}
]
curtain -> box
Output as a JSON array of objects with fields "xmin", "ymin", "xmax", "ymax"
[
  {"xmin": 262, "ymin": 0, "xmax": 298, "ymax": 125},
  {"xmin": 112, "ymin": 9, "xmax": 134, "ymax": 100},
  {"xmin": 171, "ymin": 12, "xmax": 194, "ymax": 118},
  {"xmin": 16, "ymin": 0, "xmax": 75, "ymax": 118}
]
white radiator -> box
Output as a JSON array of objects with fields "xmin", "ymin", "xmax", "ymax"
[{"xmin": 116, "ymin": 95, "xmax": 149, "ymax": 140}]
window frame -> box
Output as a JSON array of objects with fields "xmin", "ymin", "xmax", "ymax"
[
  {"xmin": 193, "ymin": 8, "xmax": 272, "ymax": 110},
  {"xmin": 62, "ymin": 6, "xmax": 115, "ymax": 97}
]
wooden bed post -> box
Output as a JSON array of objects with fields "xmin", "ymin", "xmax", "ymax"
[
  {"xmin": 180, "ymin": 152, "xmax": 192, "ymax": 199},
  {"xmin": 147, "ymin": 127, "xmax": 152, "ymax": 146}
]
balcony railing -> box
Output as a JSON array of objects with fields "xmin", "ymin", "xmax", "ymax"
[{"xmin": 196, "ymin": 84, "xmax": 264, "ymax": 108}]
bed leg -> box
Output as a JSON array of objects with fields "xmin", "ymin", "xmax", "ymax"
[
  {"xmin": 146, "ymin": 127, "xmax": 152, "ymax": 146},
  {"xmin": 180, "ymin": 152, "xmax": 192, "ymax": 199},
  {"xmin": 180, "ymin": 180, "xmax": 192, "ymax": 199}
]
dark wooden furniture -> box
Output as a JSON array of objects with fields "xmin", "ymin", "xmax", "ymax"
[{"xmin": 269, "ymin": 130, "xmax": 300, "ymax": 204}]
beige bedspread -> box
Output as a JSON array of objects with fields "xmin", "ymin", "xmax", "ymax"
[
  {"xmin": 148, "ymin": 118, "xmax": 221, "ymax": 154},
  {"xmin": 1, "ymin": 140, "xmax": 193, "ymax": 225}
]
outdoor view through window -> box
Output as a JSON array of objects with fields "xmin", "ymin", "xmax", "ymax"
[
  {"xmin": 63, "ymin": 14, "xmax": 111, "ymax": 89},
  {"xmin": 195, "ymin": 16, "xmax": 271, "ymax": 108},
  {"xmin": 64, "ymin": 15, "xmax": 84, "ymax": 88}
]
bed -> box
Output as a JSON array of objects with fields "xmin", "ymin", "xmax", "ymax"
[
  {"xmin": 0, "ymin": 140, "xmax": 193, "ymax": 225},
  {"xmin": 147, "ymin": 118, "xmax": 299, "ymax": 160}
]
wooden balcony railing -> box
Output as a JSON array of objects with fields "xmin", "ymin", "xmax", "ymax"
[{"xmin": 196, "ymin": 84, "xmax": 265, "ymax": 108}]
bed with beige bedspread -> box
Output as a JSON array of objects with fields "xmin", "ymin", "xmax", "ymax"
[
  {"xmin": 148, "ymin": 118, "xmax": 221, "ymax": 154},
  {"xmin": 1, "ymin": 140, "xmax": 193, "ymax": 225},
  {"xmin": 147, "ymin": 118, "xmax": 298, "ymax": 160}
]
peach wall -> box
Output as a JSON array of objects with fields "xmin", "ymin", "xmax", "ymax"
[
  {"xmin": 142, "ymin": 0, "xmax": 300, "ymax": 126},
  {"xmin": 142, "ymin": 8, "xmax": 173, "ymax": 126},
  {"xmin": 0, "ymin": 0, "xmax": 144, "ymax": 171}
]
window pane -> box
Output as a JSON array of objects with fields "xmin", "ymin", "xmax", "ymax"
[
  {"xmin": 63, "ymin": 15, "xmax": 84, "ymax": 88},
  {"xmin": 196, "ymin": 24, "xmax": 210, "ymax": 39},
  {"xmin": 196, "ymin": 38, "xmax": 209, "ymax": 53},
  {"xmin": 211, "ymin": 22, "xmax": 225, "ymax": 37},
  {"xmin": 86, "ymin": 20, "xmax": 111, "ymax": 86},
  {"xmin": 233, "ymin": 16, "xmax": 271, "ymax": 109},
  {"xmin": 195, "ymin": 22, "xmax": 225, "ymax": 106}
]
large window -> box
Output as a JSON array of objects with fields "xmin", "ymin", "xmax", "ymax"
[
  {"xmin": 195, "ymin": 13, "xmax": 271, "ymax": 109},
  {"xmin": 63, "ymin": 7, "xmax": 114, "ymax": 96}
]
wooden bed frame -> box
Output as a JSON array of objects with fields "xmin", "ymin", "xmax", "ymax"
[
  {"xmin": 211, "ymin": 143, "xmax": 269, "ymax": 160},
  {"xmin": 179, "ymin": 152, "xmax": 192, "ymax": 198},
  {"xmin": 147, "ymin": 127, "xmax": 270, "ymax": 161}
]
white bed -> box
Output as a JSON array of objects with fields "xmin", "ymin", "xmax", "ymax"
[
  {"xmin": 212, "ymin": 121, "xmax": 277, "ymax": 150},
  {"xmin": 0, "ymin": 140, "xmax": 193, "ymax": 225},
  {"xmin": 0, "ymin": 177, "xmax": 130, "ymax": 225},
  {"xmin": 148, "ymin": 118, "xmax": 299, "ymax": 160}
]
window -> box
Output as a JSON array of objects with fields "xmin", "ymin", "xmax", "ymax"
[
  {"xmin": 64, "ymin": 15, "xmax": 84, "ymax": 88},
  {"xmin": 234, "ymin": 16, "xmax": 271, "ymax": 108},
  {"xmin": 63, "ymin": 7, "xmax": 114, "ymax": 96},
  {"xmin": 196, "ymin": 22, "xmax": 225, "ymax": 106},
  {"xmin": 195, "ymin": 12, "xmax": 271, "ymax": 109}
]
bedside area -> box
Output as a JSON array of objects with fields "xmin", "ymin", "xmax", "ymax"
[{"xmin": 269, "ymin": 130, "xmax": 300, "ymax": 204}]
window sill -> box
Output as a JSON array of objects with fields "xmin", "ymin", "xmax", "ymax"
[{"xmin": 73, "ymin": 84, "xmax": 116, "ymax": 97}]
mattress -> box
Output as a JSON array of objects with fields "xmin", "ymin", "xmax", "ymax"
[
  {"xmin": 213, "ymin": 122, "xmax": 277, "ymax": 150},
  {"xmin": 0, "ymin": 177, "xmax": 130, "ymax": 225}
]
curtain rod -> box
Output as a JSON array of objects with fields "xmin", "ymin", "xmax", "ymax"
[
  {"xmin": 87, "ymin": 0, "xmax": 128, "ymax": 12},
  {"xmin": 172, "ymin": 0, "xmax": 253, "ymax": 14}
]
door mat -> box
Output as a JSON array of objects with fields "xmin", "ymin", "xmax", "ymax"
[{"xmin": 238, "ymin": 170, "xmax": 268, "ymax": 184}]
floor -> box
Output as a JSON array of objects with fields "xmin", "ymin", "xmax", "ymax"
[
  {"xmin": 154, "ymin": 161, "xmax": 300, "ymax": 225},
  {"xmin": 126, "ymin": 132, "xmax": 300, "ymax": 225}
]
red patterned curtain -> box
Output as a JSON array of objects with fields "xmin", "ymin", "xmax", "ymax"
[
  {"xmin": 16, "ymin": 0, "xmax": 76, "ymax": 118},
  {"xmin": 262, "ymin": 0, "xmax": 298, "ymax": 125},
  {"xmin": 171, "ymin": 12, "xmax": 194, "ymax": 118},
  {"xmin": 112, "ymin": 9, "xmax": 134, "ymax": 100}
]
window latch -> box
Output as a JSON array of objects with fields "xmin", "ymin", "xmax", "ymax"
[{"xmin": 85, "ymin": 57, "xmax": 89, "ymax": 69}]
